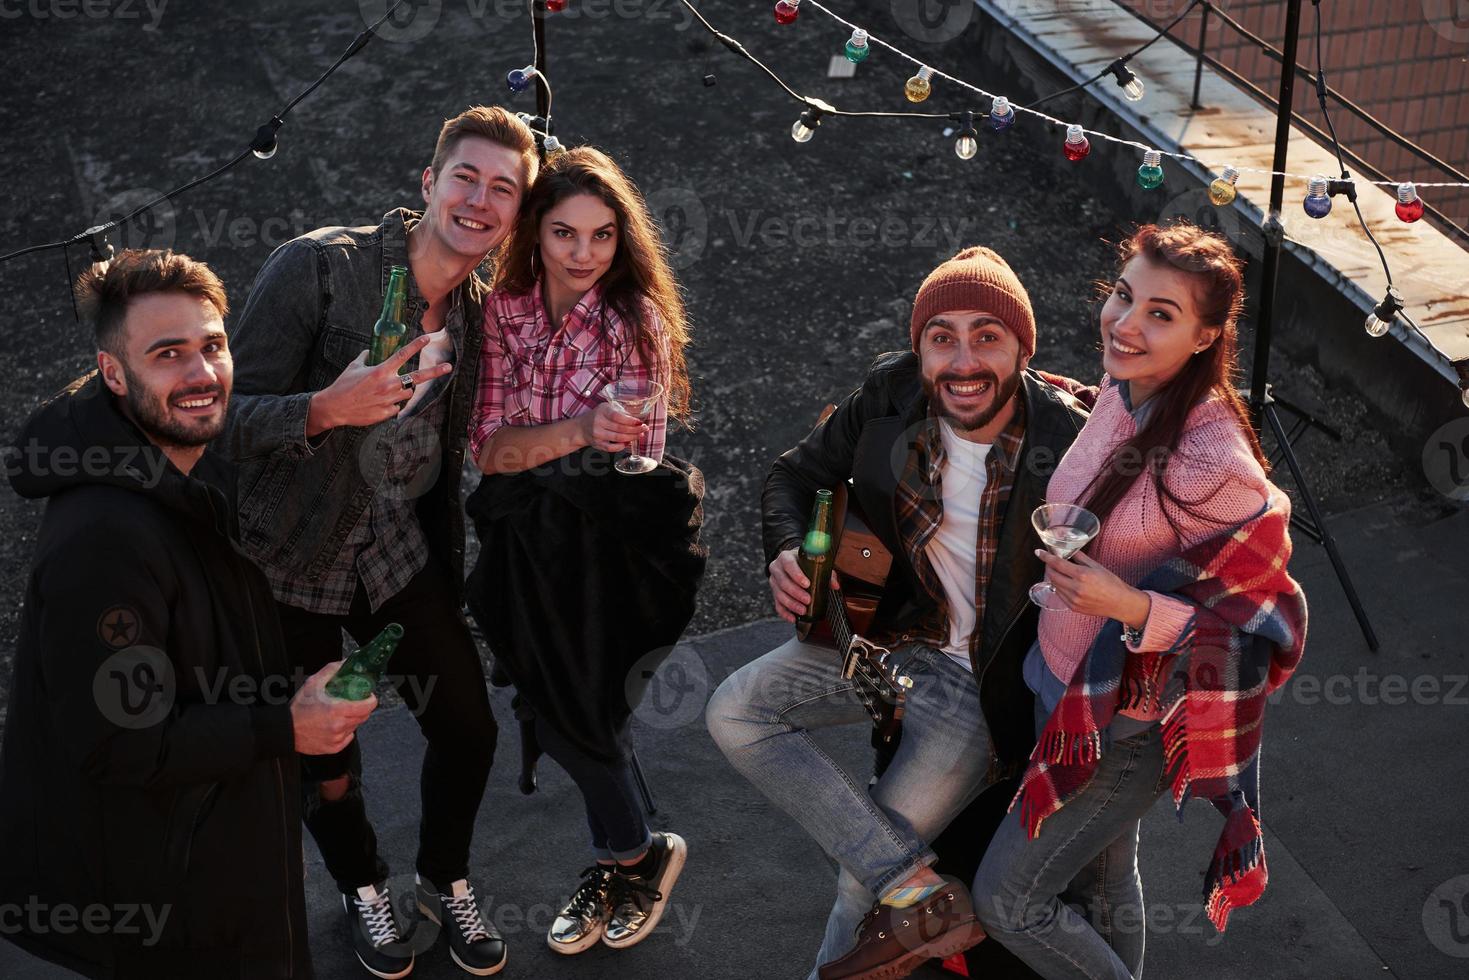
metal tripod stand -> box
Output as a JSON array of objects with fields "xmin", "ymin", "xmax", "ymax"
[{"xmin": 1246, "ymin": 0, "xmax": 1379, "ymax": 651}]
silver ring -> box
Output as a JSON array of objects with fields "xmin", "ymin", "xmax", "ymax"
[{"xmin": 399, "ymin": 375, "xmax": 415, "ymax": 391}]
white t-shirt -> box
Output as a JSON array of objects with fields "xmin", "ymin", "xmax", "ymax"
[{"xmin": 923, "ymin": 419, "xmax": 992, "ymax": 670}]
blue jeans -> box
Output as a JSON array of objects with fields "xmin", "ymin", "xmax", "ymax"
[
  {"xmin": 534, "ymin": 717, "xmax": 651, "ymax": 861},
  {"xmin": 972, "ymin": 723, "xmax": 1170, "ymax": 980},
  {"xmin": 706, "ymin": 637, "xmax": 991, "ymax": 978}
]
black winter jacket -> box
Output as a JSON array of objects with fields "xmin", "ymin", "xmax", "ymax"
[
  {"xmin": 762, "ymin": 352, "xmax": 1089, "ymax": 771},
  {"xmin": 0, "ymin": 373, "xmax": 310, "ymax": 979}
]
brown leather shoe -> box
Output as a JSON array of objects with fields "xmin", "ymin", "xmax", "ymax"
[{"xmin": 817, "ymin": 883, "xmax": 987, "ymax": 980}]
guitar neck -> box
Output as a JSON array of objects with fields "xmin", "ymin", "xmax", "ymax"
[{"xmin": 825, "ymin": 581, "xmax": 856, "ymax": 652}]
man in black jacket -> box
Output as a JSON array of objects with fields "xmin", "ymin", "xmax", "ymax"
[
  {"xmin": 707, "ymin": 247, "xmax": 1089, "ymax": 980},
  {"xmin": 0, "ymin": 249, "xmax": 376, "ymax": 979}
]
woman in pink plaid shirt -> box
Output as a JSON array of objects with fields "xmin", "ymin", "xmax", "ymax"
[{"xmin": 467, "ymin": 146, "xmax": 696, "ymax": 959}]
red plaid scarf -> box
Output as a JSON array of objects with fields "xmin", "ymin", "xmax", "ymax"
[{"xmin": 1014, "ymin": 489, "xmax": 1307, "ymax": 932}]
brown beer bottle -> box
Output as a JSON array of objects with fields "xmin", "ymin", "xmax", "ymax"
[{"xmin": 795, "ymin": 489, "xmax": 835, "ymax": 629}]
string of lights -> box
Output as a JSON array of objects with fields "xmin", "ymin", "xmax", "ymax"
[
  {"xmin": 762, "ymin": 0, "xmax": 1469, "ymax": 213},
  {"xmin": 684, "ymin": 0, "xmax": 1462, "ymax": 396},
  {"xmin": 1287, "ymin": 0, "xmax": 1456, "ymax": 400},
  {"xmin": 0, "ymin": 0, "xmax": 423, "ymax": 268}
]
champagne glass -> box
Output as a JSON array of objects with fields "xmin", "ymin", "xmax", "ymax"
[
  {"xmin": 1029, "ymin": 503, "xmax": 1101, "ymax": 610},
  {"xmin": 601, "ymin": 378, "xmax": 665, "ymax": 475}
]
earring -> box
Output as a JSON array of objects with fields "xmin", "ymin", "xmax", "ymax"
[{"xmin": 530, "ymin": 245, "xmax": 541, "ymax": 280}]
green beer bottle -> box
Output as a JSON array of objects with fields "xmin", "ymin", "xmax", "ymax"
[
  {"xmin": 795, "ymin": 489, "xmax": 836, "ymax": 629},
  {"xmin": 367, "ymin": 266, "xmax": 409, "ymax": 366},
  {"xmin": 325, "ymin": 623, "xmax": 403, "ymax": 701}
]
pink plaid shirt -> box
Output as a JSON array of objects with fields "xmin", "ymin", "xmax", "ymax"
[{"xmin": 469, "ymin": 282, "xmax": 670, "ymax": 463}]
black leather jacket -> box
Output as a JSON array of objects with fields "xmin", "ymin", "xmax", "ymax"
[{"xmin": 762, "ymin": 351, "xmax": 1089, "ymax": 770}]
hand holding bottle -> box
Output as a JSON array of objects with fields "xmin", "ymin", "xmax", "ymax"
[
  {"xmin": 290, "ymin": 661, "xmax": 378, "ymax": 756},
  {"xmin": 768, "ymin": 548, "xmax": 840, "ymax": 624}
]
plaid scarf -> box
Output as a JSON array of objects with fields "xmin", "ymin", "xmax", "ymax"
[
  {"xmin": 892, "ymin": 400, "xmax": 1026, "ymax": 654},
  {"xmin": 1014, "ymin": 489, "xmax": 1307, "ymax": 932}
]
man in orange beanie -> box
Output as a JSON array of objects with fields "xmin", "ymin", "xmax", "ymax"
[{"xmin": 708, "ymin": 246, "xmax": 1090, "ymax": 980}]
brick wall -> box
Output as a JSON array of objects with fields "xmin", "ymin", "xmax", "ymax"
[{"xmin": 1117, "ymin": 0, "xmax": 1469, "ymax": 236}]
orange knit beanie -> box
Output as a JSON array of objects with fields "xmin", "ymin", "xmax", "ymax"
[{"xmin": 909, "ymin": 246, "xmax": 1036, "ymax": 356}]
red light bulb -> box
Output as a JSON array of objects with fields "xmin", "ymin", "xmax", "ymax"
[
  {"xmin": 546, "ymin": 0, "xmax": 567, "ymax": 10},
  {"xmin": 774, "ymin": 0, "xmax": 799, "ymax": 24},
  {"xmin": 1395, "ymin": 183, "xmax": 1424, "ymax": 223},
  {"xmin": 1063, "ymin": 124, "xmax": 1090, "ymax": 162}
]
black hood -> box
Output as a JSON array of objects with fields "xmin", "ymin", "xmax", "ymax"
[{"xmin": 4, "ymin": 371, "xmax": 234, "ymax": 533}]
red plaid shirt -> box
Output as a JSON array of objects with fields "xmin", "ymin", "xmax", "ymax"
[
  {"xmin": 469, "ymin": 282, "xmax": 670, "ymax": 462},
  {"xmin": 892, "ymin": 399, "xmax": 1028, "ymax": 658}
]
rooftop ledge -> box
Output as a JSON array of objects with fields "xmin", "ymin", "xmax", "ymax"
[{"xmin": 978, "ymin": 0, "xmax": 1469, "ymax": 388}]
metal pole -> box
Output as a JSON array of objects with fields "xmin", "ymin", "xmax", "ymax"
[
  {"xmin": 1248, "ymin": 0, "xmax": 1304, "ymax": 420},
  {"xmin": 1244, "ymin": 0, "xmax": 1380, "ymax": 651},
  {"xmin": 1191, "ymin": 1, "xmax": 1211, "ymax": 110},
  {"xmin": 532, "ymin": 0, "xmax": 550, "ymax": 124}
]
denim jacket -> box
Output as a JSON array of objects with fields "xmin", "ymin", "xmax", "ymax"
[{"xmin": 219, "ymin": 208, "xmax": 489, "ymax": 599}]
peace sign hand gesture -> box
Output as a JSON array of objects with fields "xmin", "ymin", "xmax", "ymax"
[{"xmin": 308, "ymin": 333, "xmax": 455, "ymax": 433}]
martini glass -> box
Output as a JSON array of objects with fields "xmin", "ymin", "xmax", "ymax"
[
  {"xmin": 1029, "ymin": 503, "xmax": 1101, "ymax": 610},
  {"xmin": 601, "ymin": 378, "xmax": 665, "ymax": 475}
]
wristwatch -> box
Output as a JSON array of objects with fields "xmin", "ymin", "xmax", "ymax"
[{"xmin": 1121, "ymin": 622, "xmax": 1144, "ymax": 646}]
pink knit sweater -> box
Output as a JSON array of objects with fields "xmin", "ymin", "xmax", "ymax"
[{"xmin": 1038, "ymin": 377, "xmax": 1271, "ymax": 691}]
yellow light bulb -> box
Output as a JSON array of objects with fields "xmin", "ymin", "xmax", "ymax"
[
  {"xmin": 1209, "ymin": 166, "xmax": 1240, "ymax": 206},
  {"xmin": 905, "ymin": 67, "xmax": 933, "ymax": 103}
]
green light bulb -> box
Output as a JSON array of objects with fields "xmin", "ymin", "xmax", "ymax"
[{"xmin": 1137, "ymin": 150, "xmax": 1164, "ymax": 190}]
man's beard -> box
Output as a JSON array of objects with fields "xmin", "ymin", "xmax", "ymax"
[
  {"xmin": 922, "ymin": 356, "xmax": 1024, "ymax": 434},
  {"xmin": 121, "ymin": 364, "xmax": 228, "ymax": 449}
]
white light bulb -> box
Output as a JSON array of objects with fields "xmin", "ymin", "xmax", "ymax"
[
  {"xmin": 792, "ymin": 118, "xmax": 815, "ymax": 143},
  {"xmin": 1123, "ymin": 75, "xmax": 1146, "ymax": 101},
  {"xmin": 955, "ymin": 135, "xmax": 977, "ymax": 160}
]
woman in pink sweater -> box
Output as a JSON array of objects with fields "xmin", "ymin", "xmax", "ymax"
[{"xmin": 972, "ymin": 222, "xmax": 1305, "ymax": 978}]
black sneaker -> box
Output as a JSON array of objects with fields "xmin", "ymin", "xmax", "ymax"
[
  {"xmin": 416, "ymin": 876, "xmax": 507, "ymax": 976},
  {"xmin": 547, "ymin": 865, "xmax": 615, "ymax": 955},
  {"xmin": 603, "ymin": 832, "xmax": 688, "ymax": 949},
  {"xmin": 343, "ymin": 882, "xmax": 415, "ymax": 979}
]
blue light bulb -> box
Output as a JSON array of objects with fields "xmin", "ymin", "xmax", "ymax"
[
  {"xmin": 507, "ymin": 64, "xmax": 538, "ymax": 94},
  {"xmin": 989, "ymin": 96, "xmax": 1015, "ymax": 132},
  {"xmin": 1303, "ymin": 176, "xmax": 1332, "ymax": 219}
]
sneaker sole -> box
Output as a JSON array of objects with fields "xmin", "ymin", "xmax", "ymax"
[
  {"xmin": 417, "ymin": 901, "xmax": 509, "ymax": 976},
  {"xmin": 352, "ymin": 951, "xmax": 415, "ymax": 980},
  {"xmin": 344, "ymin": 894, "xmax": 414, "ymax": 980},
  {"xmin": 822, "ymin": 921, "xmax": 987, "ymax": 980},
  {"xmin": 450, "ymin": 947, "xmax": 507, "ymax": 976},
  {"xmin": 546, "ymin": 922, "xmax": 606, "ymax": 956},
  {"xmin": 601, "ymin": 833, "xmax": 688, "ymax": 950}
]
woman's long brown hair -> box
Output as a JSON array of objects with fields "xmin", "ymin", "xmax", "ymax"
[
  {"xmin": 495, "ymin": 146, "xmax": 693, "ymax": 425},
  {"xmin": 1079, "ymin": 222, "xmax": 1269, "ymax": 535}
]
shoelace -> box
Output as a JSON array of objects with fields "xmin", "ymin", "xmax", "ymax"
[
  {"xmin": 353, "ymin": 890, "xmax": 401, "ymax": 948},
  {"xmin": 565, "ymin": 866, "xmax": 613, "ymax": 920},
  {"xmin": 608, "ymin": 871, "xmax": 663, "ymax": 911},
  {"xmin": 443, "ymin": 886, "xmax": 490, "ymax": 944}
]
